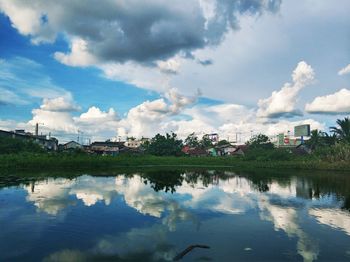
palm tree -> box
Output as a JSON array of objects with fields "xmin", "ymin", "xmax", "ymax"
[
  {"xmin": 307, "ymin": 129, "xmax": 323, "ymax": 150},
  {"xmin": 330, "ymin": 117, "xmax": 350, "ymax": 143},
  {"xmin": 307, "ymin": 129, "xmax": 336, "ymax": 149}
]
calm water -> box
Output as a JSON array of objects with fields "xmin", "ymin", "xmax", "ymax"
[{"xmin": 1, "ymin": 169, "xmax": 350, "ymax": 261}]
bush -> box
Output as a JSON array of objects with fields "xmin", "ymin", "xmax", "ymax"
[
  {"xmin": 0, "ymin": 136, "xmax": 44, "ymax": 154},
  {"xmin": 244, "ymin": 148, "xmax": 292, "ymax": 161},
  {"xmin": 314, "ymin": 143, "xmax": 350, "ymax": 162}
]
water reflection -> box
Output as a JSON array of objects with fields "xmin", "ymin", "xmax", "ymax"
[{"xmin": 0, "ymin": 170, "xmax": 350, "ymax": 261}]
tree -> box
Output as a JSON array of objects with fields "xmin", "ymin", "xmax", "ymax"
[
  {"xmin": 307, "ymin": 129, "xmax": 336, "ymax": 150},
  {"xmin": 0, "ymin": 136, "xmax": 44, "ymax": 154},
  {"xmin": 146, "ymin": 132, "xmax": 183, "ymax": 156},
  {"xmin": 330, "ymin": 117, "xmax": 350, "ymax": 143},
  {"xmin": 199, "ymin": 135, "xmax": 213, "ymax": 149},
  {"xmin": 184, "ymin": 132, "xmax": 200, "ymax": 148},
  {"xmin": 246, "ymin": 134, "xmax": 274, "ymax": 149},
  {"xmin": 217, "ymin": 139, "xmax": 230, "ymax": 146}
]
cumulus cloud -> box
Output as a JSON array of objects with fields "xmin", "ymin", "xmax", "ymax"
[
  {"xmin": 21, "ymin": 88, "xmax": 324, "ymax": 142},
  {"xmin": 156, "ymin": 59, "xmax": 181, "ymax": 75},
  {"xmin": 167, "ymin": 103, "xmax": 323, "ymax": 141},
  {"xmin": 116, "ymin": 88, "xmax": 199, "ymax": 137},
  {"xmin": 54, "ymin": 38, "xmax": 97, "ymax": 67},
  {"xmin": 78, "ymin": 107, "xmax": 118, "ymax": 121},
  {"xmin": 305, "ymin": 88, "xmax": 350, "ymax": 114},
  {"xmin": 0, "ymin": 0, "xmax": 282, "ymax": 65},
  {"xmin": 257, "ymin": 61, "xmax": 315, "ymax": 119},
  {"xmin": 19, "ymin": 88, "xmax": 200, "ymax": 141},
  {"xmin": 29, "ymin": 108, "xmax": 78, "ymax": 134},
  {"xmin": 338, "ymin": 64, "xmax": 350, "ymax": 76},
  {"xmin": 40, "ymin": 96, "xmax": 80, "ymax": 112}
]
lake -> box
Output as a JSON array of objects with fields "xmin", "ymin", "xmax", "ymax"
[{"xmin": 0, "ymin": 169, "xmax": 350, "ymax": 261}]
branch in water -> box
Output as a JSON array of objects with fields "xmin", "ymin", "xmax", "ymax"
[{"xmin": 173, "ymin": 244, "xmax": 210, "ymax": 261}]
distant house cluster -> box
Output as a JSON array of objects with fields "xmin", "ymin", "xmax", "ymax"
[
  {"xmin": 60, "ymin": 138, "xmax": 150, "ymax": 156},
  {"xmin": 0, "ymin": 124, "xmax": 312, "ymax": 156},
  {"xmin": 0, "ymin": 129, "xmax": 58, "ymax": 151},
  {"xmin": 0, "ymin": 127, "xmax": 150, "ymax": 156},
  {"xmin": 182, "ymin": 143, "xmax": 248, "ymax": 157}
]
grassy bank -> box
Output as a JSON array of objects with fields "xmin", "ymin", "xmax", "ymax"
[{"xmin": 1, "ymin": 153, "xmax": 350, "ymax": 173}]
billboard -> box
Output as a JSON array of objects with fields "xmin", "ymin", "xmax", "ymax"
[{"xmin": 294, "ymin": 124, "xmax": 310, "ymax": 137}]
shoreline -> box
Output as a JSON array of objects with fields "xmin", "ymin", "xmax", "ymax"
[{"xmin": 1, "ymin": 154, "xmax": 350, "ymax": 173}]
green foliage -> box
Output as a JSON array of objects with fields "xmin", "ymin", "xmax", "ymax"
[
  {"xmin": 246, "ymin": 134, "xmax": 274, "ymax": 149},
  {"xmin": 146, "ymin": 133, "xmax": 184, "ymax": 156},
  {"xmin": 1, "ymin": 154, "xmax": 350, "ymax": 172},
  {"xmin": 0, "ymin": 136, "xmax": 44, "ymax": 154},
  {"xmin": 199, "ymin": 135, "xmax": 213, "ymax": 149},
  {"xmin": 217, "ymin": 139, "xmax": 230, "ymax": 146},
  {"xmin": 314, "ymin": 143, "xmax": 350, "ymax": 162},
  {"xmin": 244, "ymin": 148, "xmax": 292, "ymax": 161},
  {"xmin": 184, "ymin": 132, "xmax": 200, "ymax": 148},
  {"xmin": 306, "ymin": 129, "xmax": 336, "ymax": 150},
  {"xmin": 330, "ymin": 117, "xmax": 350, "ymax": 143}
]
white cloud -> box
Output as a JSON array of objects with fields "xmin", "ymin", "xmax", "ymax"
[
  {"xmin": 338, "ymin": 64, "xmax": 350, "ymax": 76},
  {"xmin": 100, "ymin": 62, "xmax": 171, "ymax": 93},
  {"xmin": 115, "ymin": 88, "xmax": 199, "ymax": 137},
  {"xmin": 29, "ymin": 108, "xmax": 78, "ymax": 134},
  {"xmin": 259, "ymin": 198, "xmax": 319, "ymax": 261},
  {"xmin": 40, "ymin": 96, "xmax": 80, "ymax": 112},
  {"xmin": 78, "ymin": 107, "xmax": 117, "ymax": 121},
  {"xmin": 54, "ymin": 38, "xmax": 97, "ymax": 67},
  {"xmin": 0, "ymin": 0, "xmax": 281, "ymax": 64},
  {"xmin": 305, "ymin": 88, "xmax": 350, "ymax": 114},
  {"xmin": 257, "ymin": 61, "xmax": 315, "ymax": 119},
  {"xmin": 24, "ymin": 178, "xmax": 75, "ymax": 215},
  {"xmin": 309, "ymin": 208, "xmax": 350, "ymax": 236},
  {"xmin": 157, "ymin": 58, "xmax": 181, "ymax": 75},
  {"xmin": 0, "ymin": 87, "xmax": 28, "ymax": 105},
  {"xmin": 22, "ymin": 89, "xmax": 324, "ymax": 143}
]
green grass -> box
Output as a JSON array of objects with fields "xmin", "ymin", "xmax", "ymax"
[{"xmin": 1, "ymin": 153, "xmax": 350, "ymax": 173}]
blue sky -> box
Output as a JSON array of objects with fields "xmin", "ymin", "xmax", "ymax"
[{"xmin": 0, "ymin": 0, "xmax": 349, "ymax": 143}]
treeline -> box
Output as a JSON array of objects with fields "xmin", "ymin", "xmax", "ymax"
[
  {"xmin": 0, "ymin": 136, "xmax": 44, "ymax": 154},
  {"xmin": 1, "ymin": 117, "xmax": 350, "ymax": 164},
  {"xmin": 307, "ymin": 117, "xmax": 350, "ymax": 162},
  {"xmin": 143, "ymin": 132, "xmax": 216, "ymax": 156}
]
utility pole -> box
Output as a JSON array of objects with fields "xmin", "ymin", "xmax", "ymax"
[{"xmin": 35, "ymin": 122, "xmax": 44, "ymax": 137}]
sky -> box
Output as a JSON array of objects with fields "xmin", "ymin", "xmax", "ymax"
[{"xmin": 0, "ymin": 0, "xmax": 349, "ymax": 143}]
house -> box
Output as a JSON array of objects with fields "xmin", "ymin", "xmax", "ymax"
[
  {"xmin": 188, "ymin": 148, "xmax": 208, "ymax": 157},
  {"xmin": 182, "ymin": 145, "xmax": 191, "ymax": 154},
  {"xmin": 0, "ymin": 129, "xmax": 58, "ymax": 151},
  {"xmin": 90, "ymin": 141, "xmax": 125, "ymax": 156},
  {"xmin": 207, "ymin": 147, "xmax": 218, "ymax": 156},
  {"xmin": 232, "ymin": 145, "xmax": 249, "ymax": 156},
  {"xmin": 62, "ymin": 141, "xmax": 83, "ymax": 150},
  {"xmin": 216, "ymin": 144, "xmax": 236, "ymax": 156},
  {"xmin": 124, "ymin": 137, "xmax": 141, "ymax": 148}
]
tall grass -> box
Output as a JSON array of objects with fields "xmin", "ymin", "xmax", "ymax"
[
  {"xmin": 314, "ymin": 143, "xmax": 350, "ymax": 162},
  {"xmin": 1, "ymin": 153, "xmax": 350, "ymax": 173}
]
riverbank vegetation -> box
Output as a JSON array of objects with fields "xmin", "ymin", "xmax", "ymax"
[
  {"xmin": 1, "ymin": 152, "xmax": 350, "ymax": 172},
  {"xmin": 1, "ymin": 117, "xmax": 350, "ymax": 172}
]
